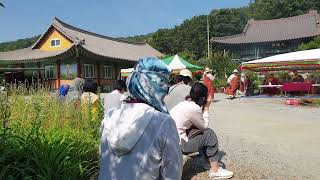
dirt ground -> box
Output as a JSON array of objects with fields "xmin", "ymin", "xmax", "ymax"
[{"xmin": 183, "ymin": 94, "xmax": 320, "ymax": 180}]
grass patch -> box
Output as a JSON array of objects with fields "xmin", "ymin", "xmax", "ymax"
[{"xmin": 0, "ymin": 84, "xmax": 103, "ymax": 179}]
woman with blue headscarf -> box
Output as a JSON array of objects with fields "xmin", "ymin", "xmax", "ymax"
[{"xmin": 99, "ymin": 57, "xmax": 182, "ymax": 180}]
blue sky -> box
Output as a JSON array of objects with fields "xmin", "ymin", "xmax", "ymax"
[{"xmin": 0, "ymin": 0, "xmax": 250, "ymax": 43}]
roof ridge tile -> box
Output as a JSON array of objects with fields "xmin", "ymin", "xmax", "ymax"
[
  {"xmin": 251, "ymin": 10, "xmax": 318, "ymax": 24},
  {"xmin": 54, "ymin": 17, "xmax": 147, "ymax": 46}
]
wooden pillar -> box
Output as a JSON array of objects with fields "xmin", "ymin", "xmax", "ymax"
[
  {"xmin": 57, "ymin": 60, "xmax": 61, "ymax": 88},
  {"xmin": 77, "ymin": 60, "xmax": 81, "ymax": 78},
  {"xmin": 37, "ymin": 62, "xmax": 42, "ymax": 82},
  {"xmin": 114, "ymin": 62, "xmax": 118, "ymax": 81},
  {"xmin": 96, "ymin": 63, "xmax": 101, "ymax": 86}
]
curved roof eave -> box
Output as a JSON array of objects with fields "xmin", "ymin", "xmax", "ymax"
[
  {"xmin": 0, "ymin": 46, "xmax": 76, "ymax": 64},
  {"xmin": 211, "ymin": 35, "xmax": 319, "ymax": 45}
]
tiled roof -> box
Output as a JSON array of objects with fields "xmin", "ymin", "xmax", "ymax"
[
  {"xmin": 211, "ymin": 10, "xmax": 320, "ymax": 44},
  {"xmin": 0, "ymin": 17, "xmax": 163, "ymax": 63},
  {"xmin": 0, "ymin": 47, "xmax": 74, "ymax": 64}
]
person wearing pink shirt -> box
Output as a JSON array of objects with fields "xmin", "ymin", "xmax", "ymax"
[{"xmin": 170, "ymin": 83, "xmax": 233, "ymax": 179}]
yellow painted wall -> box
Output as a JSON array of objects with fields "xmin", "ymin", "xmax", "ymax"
[{"xmin": 39, "ymin": 29, "xmax": 72, "ymax": 51}]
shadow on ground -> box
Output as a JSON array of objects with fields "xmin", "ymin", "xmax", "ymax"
[{"xmin": 182, "ymin": 151, "xmax": 227, "ymax": 180}]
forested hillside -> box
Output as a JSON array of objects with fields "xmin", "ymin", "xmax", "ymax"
[
  {"xmin": 1, "ymin": 0, "xmax": 320, "ymax": 59},
  {"xmin": 0, "ymin": 36, "xmax": 40, "ymax": 52}
]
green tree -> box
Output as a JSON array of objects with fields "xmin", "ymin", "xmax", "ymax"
[
  {"xmin": 298, "ymin": 36, "xmax": 320, "ymax": 50},
  {"xmin": 249, "ymin": 0, "xmax": 320, "ymax": 20},
  {"xmin": 198, "ymin": 52, "xmax": 238, "ymax": 78},
  {"xmin": 210, "ymin": 8, "xmax": 249, "ymax": 37},
  {"xmin": 0, "ymin": 36, "xmax": 40, "ymax": 52},
  {"xmin": 145, "ymin": 8, "xmax": 249, "ymax": 59},
  {"xmin": 197, "ymin": 52, "xmax": 239, "ymax": 88},
  {"xmin": 148, "ymin": 29, "xmax": 175, "ymax": 55},
  {"xmin": 118, "ymin": 33, "xmax": 151, "ymax": 43},
  {"xmin": 178, "ymin": 51, "xmax": 197, "ymax": 63}
]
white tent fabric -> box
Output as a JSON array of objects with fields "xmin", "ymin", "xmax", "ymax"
[
  {"xmin": 168, "ymin": 54, "xmax": 187, "ymax": 70},
  {"xmin": 242, "ymin": 48, "xmax": 320, "ymax": 64},
  {"xmin": 121, "ymin": 68, "xmax": 134, "ymax": 73}
]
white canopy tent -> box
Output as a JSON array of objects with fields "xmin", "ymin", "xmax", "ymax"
[
  {"xmin": 243, "ymin": 49, "xmax": 320, "ymax": 64},
  {"xmin": 242, "ymin": 49, "xmax": 320, "ymax": 72},
  {"xmin": 120, "ymin": 68, "xmax": 134, "ymax": 78}
]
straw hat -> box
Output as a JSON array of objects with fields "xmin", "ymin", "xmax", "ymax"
[
  {"xmin": 179, "ymin": 69, "xmax": 193, "ymax": 78},
  {"xmin": 233, "ymin": 69, "xmax": 239, "ymax": 73},
  {"xmin": 204, "ymin": 67, "xmax": 213, "ymax": 74}
]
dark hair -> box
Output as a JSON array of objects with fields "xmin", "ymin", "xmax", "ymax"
[
  {"xmin": 83, "ymin": 81, "xmax": 98, "ymax": 94},
  {"xmin": 174, "ymin": 75, "xmax": 185, "ymax": 84},
  {"xmin": 190, "ymin": 83, "xmax": 208, "ymax": 107},
  {"xmin": 114, "ymin": 80, "xmax": 127, "ymax": 92},
  {"xmin": 183, "ymin": 76, "xmax": 192, "ymax": 85}
]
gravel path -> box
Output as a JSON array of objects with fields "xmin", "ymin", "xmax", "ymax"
[{"xmin": 183, "ymin": 94, "xmax": 320, "ymax": 180}]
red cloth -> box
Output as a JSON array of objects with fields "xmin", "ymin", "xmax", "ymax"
[
  {"xmin": 240, "ymin": 77, "xmax": 250, "ymax": 92},
  {"xmin": 203, "ymin": 75, "xmax": 214, "ymax": 99},
  {"xmin": 225, "ymin": 76, "xmax": 239, "ymax": 96},
  {"xmin": 240, "ymin": 81, "xmax": 244, "ymax": 92},
  {"xmin": 282, "ymin": 82, "xmax": 312, "ymax": 92}
]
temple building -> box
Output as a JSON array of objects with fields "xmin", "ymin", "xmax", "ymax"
[
  {"xmin": 0, "ymin": 17, "xmax": 163, "ymax": 91},
  {"xmin": 211, "ymin": 10, "xmax": 320, "ymax": 62}
]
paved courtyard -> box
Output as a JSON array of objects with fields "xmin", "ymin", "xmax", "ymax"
[{"xmin": 184, "ymin": 94, "xmax": 320, "ymax": 180}]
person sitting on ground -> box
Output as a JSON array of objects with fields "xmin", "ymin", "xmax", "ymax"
[
  {"xmin": 291, "ymin": 70, "xmax": 304, "ymax": 82},
  {"xmin": 263, "ymin": 74, "xmax": 279, "ymax": 95},
  {"xmin": 103, "ymin": 79, "xmax": 127, "ymax": 113},
  {"xmin": 99, "ymin": 57, "xmax": 182, "ymax": 180},
  {"xmin": 164, "ymin": 69, "xmax": 193, "ymax": 111},
  {"xmin": 202, "ymin": 67, "xmax": 215, "ymax": 104},
  {"xmin": 170, "ymin": 83, "xmax": 233, "ymax": 179},
  {"xmin": 65, "ymin": 77, "xmax": 85, "ymax": 105},
  {"xmin": 224, "ymin": 69, "xmax": 240, "ymax": 99}
]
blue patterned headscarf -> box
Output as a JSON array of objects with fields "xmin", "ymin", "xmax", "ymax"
[{"xmin": 126, "ymin": 57, "xmax": 171, "ymax": 113}]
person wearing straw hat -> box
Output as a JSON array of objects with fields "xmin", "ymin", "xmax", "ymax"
[
  {"xmin": 179, "ymin": 69, "xmax": 193, "ymax": 86},
  {"xmin": 225, "ymin": 69, "xmax": 240, "ymax": 99},
  {"xmin": 164, "ymin": 69, "xmax": 193, "ymax": 111},
  {"xmin": 202, "ymin": 67, "xmax": 215, "ymax": 103}
]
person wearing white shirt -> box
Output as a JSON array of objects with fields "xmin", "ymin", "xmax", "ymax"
[{"xmin": 103, "ymin": 80, "xmax": 127, "ymax": 113}]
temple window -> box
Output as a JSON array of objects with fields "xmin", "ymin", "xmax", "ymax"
[
  {"xmin": 45, "ymin": 65, "xmax": 55, "ymax": 79},
  {"xmin": 50, "ymin": 38, "xmax": 61, "ymax": 47},
  {"xmin": 84, "ymin": 64, "xmax": 95, "ymax": 78},
  {"xmin": 103, "ymin": 65, "xmax": 114, "ymax": 79}
]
